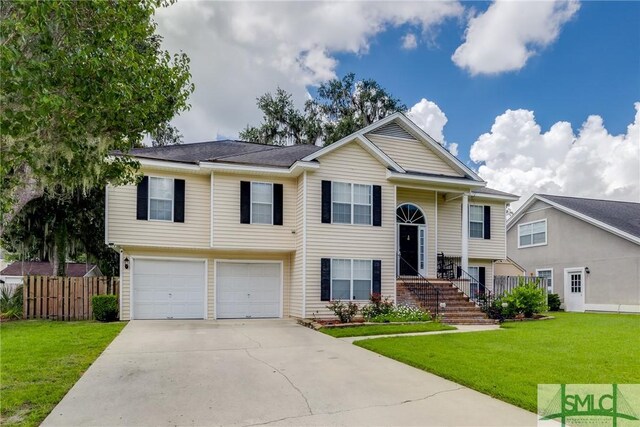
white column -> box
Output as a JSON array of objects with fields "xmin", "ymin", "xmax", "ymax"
[{"xmin": 461, "ymin": 193, "xmax": 469, "ymax": 273}]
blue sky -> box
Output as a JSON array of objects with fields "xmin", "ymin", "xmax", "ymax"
[
  {"xmin": 331, "ymin": 1, "xmax": 640, "ymax": 164},
  {"xmin": 156, "ymin": 0, "xmax": 639, "ymax": 204}
]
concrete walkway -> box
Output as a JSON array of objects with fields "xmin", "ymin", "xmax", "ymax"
[
  {"xmin": 339, "ymin": 324, "xmax": 501, "ymax": 343},
  {"xmin": 43, "ymin": 320, "xmax": 536, "ymax": 426}
]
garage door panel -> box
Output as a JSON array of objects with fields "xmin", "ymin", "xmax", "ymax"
[
  {"xmin": 133, "ymin": 259, "xmax": 205, "ymax": 320},
  {"xmin": 216, "ymin": 262, "xmax": 281, "ymax": 319}
]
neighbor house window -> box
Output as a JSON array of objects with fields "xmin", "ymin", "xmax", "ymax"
[
  {"xmin": 332, "ymin": 182, "xmax": 372, "ymax": 225},
  {"xmin": 149, "ymin": 177, "xmax": 174, "ymax": 221},
  {"xmin": 537, "ymin": 269, "xmax": 553, "ymax": 293},
  {"xmin": 251, "ymin": 182, "xmax": 273, "ymax": 224},
  {"xmin": 469, "ymin": 205, "xmax": 484, "ymax": 238},
  {"xmin": 331, "ymin": 259, "xmax": 372, "ymax": 300},
  {"xmin": 518, "ymin": 219, "xmax": 547, "ymax": 248}
]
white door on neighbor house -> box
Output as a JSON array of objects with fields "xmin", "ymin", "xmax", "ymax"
[
  {"xmin": 132, "ymin": 259, "xmax": 206, "ymax": 320},
  {"xmin": 564, "ymin": 268, "xmax": 585, "ymax": 312},
  {"xmin": 216, "ymin": 262, "xmax": 281, "ymax": 319}
]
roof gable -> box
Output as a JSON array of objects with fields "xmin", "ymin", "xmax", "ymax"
[
  {"xmin": 508, "ymin": 194, "xmax": 640, "ymax": 245},
  {"xmin": 303, "ymin": 113, "xmax": 483, "ymax": 182}
]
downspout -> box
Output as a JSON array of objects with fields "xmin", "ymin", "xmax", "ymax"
[{"xmin": 301, "ymin": 171, "xmax": 307, "ymax": 319}]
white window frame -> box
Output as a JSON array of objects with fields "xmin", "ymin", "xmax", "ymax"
[
  {"xmin": 250, "ymin": 181, "xmax": 274, "ymax": 225},
  {"xmin": 518, "ymin": 219, "xmax": 547, "ymax": 248},
  {"xmin": 148, "ymin": 176, "xmax": 174, "ymax": 222},
  {"xmin": 536, "ymin": 268, "xmax": 554, "ymax": 293},
  {"xmin": 469, "ymin": 204, "xmax": 484, "ymax": 239},
  {"xmin": 331, "ymin": 181, "xmax": 373, "ymax": 226},
  {"xmin": 330, "ymin": 258, "xmax": 372, "ymax": 301}
]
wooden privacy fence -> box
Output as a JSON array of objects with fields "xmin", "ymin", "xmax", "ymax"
[
  {"xmin": 23, "ymin": 276, "xmax": 119, "ymax": 320},
  {"xmin": 493, "ymin": 275, "xmax": 547, "ymax": 298}
]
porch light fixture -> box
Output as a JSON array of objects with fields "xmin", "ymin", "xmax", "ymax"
[
  {"xmin": 585, "ymin": 267, "xmax": 590, "ymax": 274},
  {"xmin": 124, "ymin": 257, "xmax": 130, "ymax": 270}
]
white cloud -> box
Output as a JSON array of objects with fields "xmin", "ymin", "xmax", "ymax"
[
  {"xmin": 452, "ymin": 0, "xmax": 579, "ymax": 75},
  {"xmin": 407, "ymin": 98, "xmax": 458, "ymax": 155},
  {"xmin": 153, "ymin": 1, "xmax": 463, "ymax": 142},
  {"xmin": 408, "ymin": 98, "xmax": 448, "ymax": 143},
  {"xmin": 470, "ymin": 103, "xmax": 640, "ymax": 210},
  {"xmin": 401, "ymin": 33, "xmax": 418, "ymax": 50}
]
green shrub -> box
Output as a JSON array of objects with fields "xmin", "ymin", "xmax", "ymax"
[
  {"xmin": 502, "ymin": 282, "xmax": 546, "ymax": 318},
  {"xmin": 92, "ymin": 295, "xmax": 119, "ymax": 322},
  {"xmin": 326, "ymin": 300, "xmax": 359, "ymax": 323},
  {"xmin": 361, "ymin": 293, "xmax": 394, "ymax": 320},
  {"xmin": 0, "ymin": 285, "xmax": 23, "ymax": 319},
  {"xmin": 547, "ymin": 293, "xmax": 561, "ymax": 311},
  {"xmin": 370, "ymin": 305, "xmax": 431, "ymax": 323}
]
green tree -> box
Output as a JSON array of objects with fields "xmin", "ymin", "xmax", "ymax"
[
  {"xmin": 241, "ymin": 73, "xmax": 405, "ymax": 146},
  {"xmin": 240, "ymin": 88, "xmax": 321, "ymax": 146},
  {"xmin": 1, "ymin": 187, "xmax": 118, "ymax": 276},
  {"xmin": 0, "ymin": 0, "xmax": 194, "ymax": 219},
  {"xmin": 309, "ymin": 73, "xmax": 407, "ymax": 144}
]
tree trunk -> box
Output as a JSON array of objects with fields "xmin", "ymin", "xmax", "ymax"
[{"xmin": 53, "ymin": 223, "xmax": 67, "ymax": 276}]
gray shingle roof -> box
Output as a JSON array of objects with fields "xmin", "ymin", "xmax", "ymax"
[
  {"xmin": 472, "ymin": 187, "xmax": 519, "ymax": 198},
  {"xmin": 539, "ymin": 194, "xmax": 640, "ymax": 238},
  {"xmin": 121, "ymin": 140, "xmax": 322, "ymax": 168},
  {"xmin": 0, "ymin": 262, "xmax": 98, "ymax": 277}
]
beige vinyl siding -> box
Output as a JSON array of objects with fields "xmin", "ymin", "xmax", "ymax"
[
  {"xmin": 469, "ymin": 199, "xmax": 507, "ymax": 260},
  {"xmin": 305, "ymin": 141, "xmax": 396, "ymax": 318},
  {"xmin": 289, "ymin": 175, "xmax": 305, "ymax": 318},
  {"xmin": 119, "ymin": 247, "xmax": 292, "ymax": 320},
  {"xmin": 396, "ymin": 188, "xmax": 437, "ymax": 276},
  {"xmin": 107, "ymin": 170, "xmax": 210, "ymax": 248},
  {"xmin": 212, "ymin": 173, "xmax": 296, "ymax": 251},
  {"xmin": 437, "ymin": 195, "xmax": 507, "ymax": 260},
  {"xmin": 367, "ymin": 134, "xmax": 462, "ymax": 177},
  {"xmin": 469, "ymin": 259, "xmax": 494, "ymax": 292}
]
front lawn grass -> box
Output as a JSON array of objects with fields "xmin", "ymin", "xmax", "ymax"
[
  {"xmin": 321, "ymin": 322, "xmax": 455, "ymax": 338},
  {"xmin": 355, "ymin": 312, "xmax": 640, "ymax": 412},
  {"xmin": 0, "ymin": 320, "xmax": 126, "ymax": 426}
]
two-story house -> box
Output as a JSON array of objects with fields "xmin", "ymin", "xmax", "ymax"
[
  {"xmin": 106, "ymin": 113, "xmax": 518, "ymax": 320},
  {"xmin": 507, "ymin": 194, "xmax": 640, "ymax": 313}
]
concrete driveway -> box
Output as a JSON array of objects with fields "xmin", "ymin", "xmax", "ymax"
[{"xmin": 43, "ymin": 320, "xmax": 536, "ymax": 426}]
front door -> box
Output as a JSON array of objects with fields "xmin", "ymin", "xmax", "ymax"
[
  {"xmin": 399, "ymin": 225, "xmax": 419, "ymax": 275},
  {"xmin": 564, "ymin": 268, "xmax": 585, "ymax": 312}
]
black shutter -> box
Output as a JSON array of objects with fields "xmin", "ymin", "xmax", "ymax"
[
  {"xmin": 136, "ymin": 176, "xmax": 148, "ymax": 220},
  {"xmin": 479, "ymin": 267, "xmax": 486, "ymax": 294},
  {"xmin": 321, "ymin": 258, "xmax": 331, "ymax": 301},
  {"xmin": 321, "ymin": 180, "xmax": 332, "ymax": 223},
  {"xmin": 372, "ymin": 260, "xmax": 382, "ymax": 295},
  {"xmin": 240, "ymin": 181, "xmax": 251, "ymax": 224},
  {"xmin": 174, "ymin": 179, "xmax": 185, "ymax": 223},
  {"xmin": 484, "ymin": 205, "xmax": 491, "ymax": 239},
  {"xmin": 273, "ymin": 183, "xmax": 283, "ymax": 225},
  {"xmin": 372, "ymin": 185, "xmax": 382, "ymax": 226}
]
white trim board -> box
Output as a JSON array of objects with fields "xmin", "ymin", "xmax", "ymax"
[{"xmin": 584, "ymin": 303, "xmax": 640, "ymax": 313}]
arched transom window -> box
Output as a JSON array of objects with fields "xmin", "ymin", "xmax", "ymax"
[{"xmin": 396, "ymin": 204, "xmax": 425, "ymax": 224}]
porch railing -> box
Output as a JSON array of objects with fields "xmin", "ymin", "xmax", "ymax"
[{"xmin": 396, "ymin": 255, "xmax": 440, "ymax": 317}]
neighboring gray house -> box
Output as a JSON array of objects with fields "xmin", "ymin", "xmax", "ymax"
[{"xmin": 507, "ymin": 194, "xmax": 640, "ymax": 313}]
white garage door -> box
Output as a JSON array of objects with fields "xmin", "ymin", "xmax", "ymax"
[
  {"xmin": 132, "ymin": 259, "xmax": 206, "ymax": 320},
  {"xmin": 216, "ymin": 262, "xmax": 281, "ymax": 319}
]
